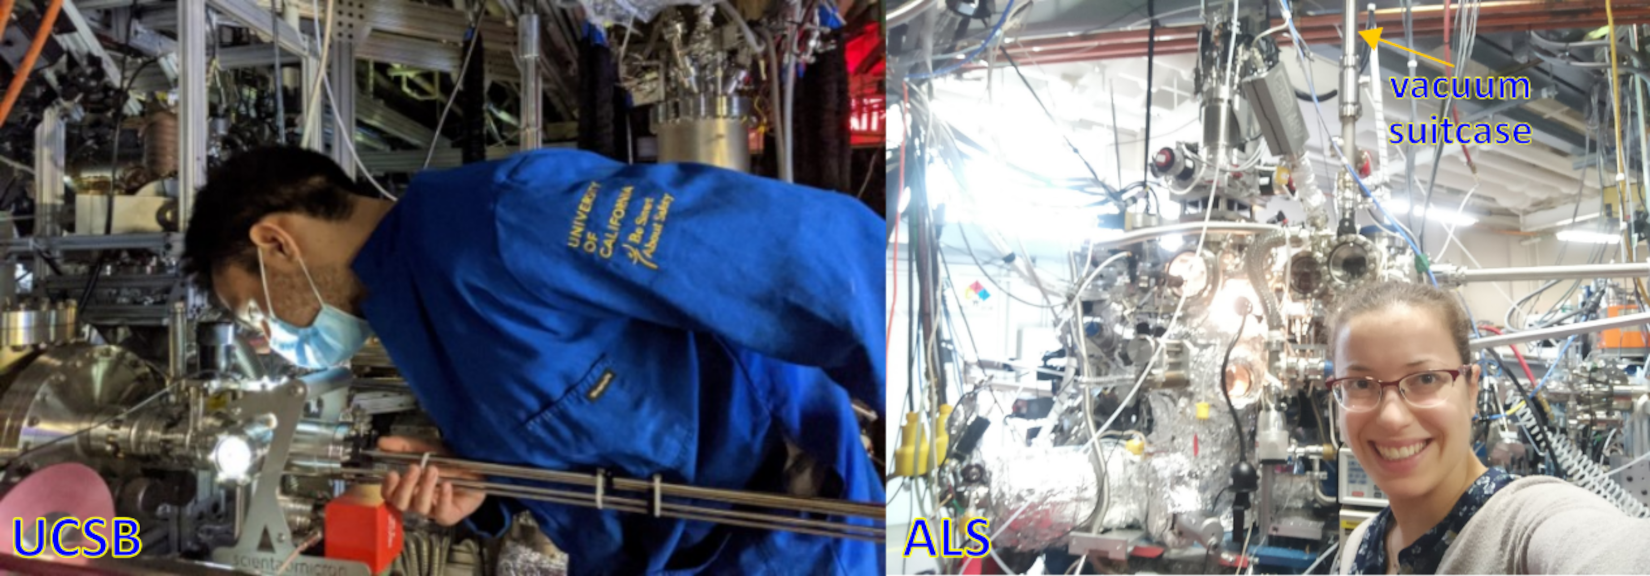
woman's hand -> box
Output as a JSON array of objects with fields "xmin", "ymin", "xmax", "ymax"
[{"xmin": 379, "ymin": 436, "xmax": 488, "ymax": 526}]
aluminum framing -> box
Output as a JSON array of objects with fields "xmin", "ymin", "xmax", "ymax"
[
  {"xmin": 179, "ymin": 0, "xmax": 209, "ymax": 231},
  {"xmin": 518, "ymin": 11, "xmax": 542, "ymax": 150}
]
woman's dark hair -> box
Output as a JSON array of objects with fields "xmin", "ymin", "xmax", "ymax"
[
  {"xmin": 1328, "ymin": 280, "xmax": 1472, "ymax": 365},
  {"xmin": 182, "ymin": 147, "xmax": 371, "ymax": 297}
]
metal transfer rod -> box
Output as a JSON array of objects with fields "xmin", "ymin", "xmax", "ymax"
[
  {"xmin": 335, "ymin": 468, "xmax": 883, "ymax": 542},
  {"xmin": 360, "ymin": 450, "xmax": 884, "ymax": 519},
  {"xmin": 1469, "ymin": 310, "xmax": 1650, "ymax": 351},
  {"xmin": 1089, "ymin": 222, "xmax": 1283, "ymax": 251},
  {"xmin": 1436, "ymin": 262, "xmax": 1648, "ymax": 285}
]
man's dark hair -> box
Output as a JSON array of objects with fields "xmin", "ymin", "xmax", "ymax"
[{"xmin": 182, "ymin": 146, "xmax": 372, "ymax": 297}]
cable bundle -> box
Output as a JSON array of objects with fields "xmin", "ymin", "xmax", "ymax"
[{"xmin": 1513, "ymin": 399, "xmax": 1650, "ymax": 518}]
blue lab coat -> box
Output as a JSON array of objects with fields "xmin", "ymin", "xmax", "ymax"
[{"xmin": 350, "ymin": 149, "xmax": 886, "ymax": 575}]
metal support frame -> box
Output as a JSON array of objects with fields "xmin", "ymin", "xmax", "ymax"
[
  {"xmin": 365, "ymin": 0, "xmax": 517, "ymax": 52},
  {"xmin": 30, "ymin": 106, "xmax": 65, "ymax": 298},
  {"xmin": 358, "ymin": 34, "xmax": 458, "ymax": 73},
  {"xmin": 209, "ymin": 379, "xmax": 369, "ymax": 575},
  {"xmin": 358, "ymin": 97, "xmax": 450, "ymax": 149},
  {"xmin": 33, "ymin": 107, "xmax": 64, "ymax": 240},
  {"xmin": 357, "ymin": 146, "xmax": 531, "ymax": 172},
  {"xmin": 519, "ymin": 12, "xmax": 542, "ymax": 151},
  {"xmin": 207, "ymin": 0, "xmax": 312, "ymax": 56},
  {"xmin": 0, "ymin": 233, "xmax": 177, "ymax": 255},
  {"xmin": 302, "ymin": 54, "xmax": 323, "ymax": 153},
  {"xmin": 58, "ymin": 0, "xmax": 125, "ymax": 85},
  {"xmin": 107, "ymin": 16, "xmax": 181, "ymax": 81},
  {"xmin": 215, "ymin": 44, "xmax": 298, "ymax": 70},
  {"xmin": 330, "ymin": 42, "xmax": 358, "ymax": 178},
  {"xmin": 179, "ymin": 0, "xmax": 209, "ymax": 232},
  {"xmin": 168, "ymin": 302, "xmax": 189, "ymax": 380}
]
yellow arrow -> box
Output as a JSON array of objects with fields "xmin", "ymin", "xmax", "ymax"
[{"xmin": 1359, "ymin": 27, "xmax": 1454, "ymax": 68}]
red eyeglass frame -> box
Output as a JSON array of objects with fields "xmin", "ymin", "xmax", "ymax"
[{"xmin": 1323, "ymin": 365, "xmax": 1472, "ymax": 406}]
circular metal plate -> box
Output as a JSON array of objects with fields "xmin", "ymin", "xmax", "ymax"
[
  {"xmin": 1326, "ymin": 234, "xmax": 1384, "ymax": 292},
  {"xmin": 1288, "ymin": 252, "xmax": 1326, "ymax": 297},
  {"xmin": 0, "ymin": 344, "xmax": 163, "ymax": 466}
]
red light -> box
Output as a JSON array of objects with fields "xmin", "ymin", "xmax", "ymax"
[
  {"xmin": 846, "ymin": 21, "xmax": 884, "ymax": 147},
  {"xmin": 852, "ymin": 95, "xmax": 885, "ymax": 146}
]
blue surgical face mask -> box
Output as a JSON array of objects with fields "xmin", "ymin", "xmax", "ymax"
[{"xmin": 257, "ymin": 249, "xmax": 373, "ymax": 369}]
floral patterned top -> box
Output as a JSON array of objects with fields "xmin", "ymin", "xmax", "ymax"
[{"xmin": 1347, "ymin": 468, "xmax": 1516, "ymax": 574}]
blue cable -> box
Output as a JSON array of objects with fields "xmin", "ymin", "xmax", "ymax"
[
  {"xmin": 1276, "ymin": 0, "xmax": 1437, "ymax": 286},
  {"xmin": 1530, "ymin": 287, "xmax": 1599, "ymax": 397},
  {"xmin": 1531, "ymin": 334, "xmax": 1578, "ymax": 397},
  {"xmin": 906, "ymin": 0, "xmax": 1017, "ymax": 80}
]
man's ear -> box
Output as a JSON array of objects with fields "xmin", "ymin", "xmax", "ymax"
[{"xmin": 249, "ymin": 219, "xmax": 300, "ymax": 263}]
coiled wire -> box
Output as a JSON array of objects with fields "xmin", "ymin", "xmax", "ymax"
[{"xmin": 1513, "ymin": 401, "xmax": 1650, "ymax": 518}]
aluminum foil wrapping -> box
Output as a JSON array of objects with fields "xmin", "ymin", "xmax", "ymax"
[
  {"xmin": 1136, "ymin": 332, "xmax": 1266, "ymax": 544},
  {"xmin": 984, "ymin": 445, "xmax": 1099, "ymax": 551},
  {"xmin": 1095, "ymin": 440, "xmax": 1144, "ymax": 531},
  {"xmin": 494, "ymin": 513, "xmax": 570, "ymax": 576},
  {"xmin": 1270, "ymin": 471, "xmax": 1321, "ymax": 511},
  {"xmin": 497, "ymin": 542, "xmax": 569, "ymax": 576}
]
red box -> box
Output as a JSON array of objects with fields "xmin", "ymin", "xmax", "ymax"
[{"xmin": 324, "ymin": 486, "xmax": 404, "ymax": 574}]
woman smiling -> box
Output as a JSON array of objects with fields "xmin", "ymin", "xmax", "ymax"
[{"xmin": 1328, "ymin": 281, "xmax": 1650, "ymax": 574}]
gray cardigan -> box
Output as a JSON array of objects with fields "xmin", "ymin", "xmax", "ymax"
[{"xmin": 1335, "ymin": 476, "xmax": 1650, "ymax": 574}]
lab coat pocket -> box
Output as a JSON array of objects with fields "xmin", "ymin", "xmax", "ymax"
[{"xmin": 522, "ymin": 356, "xmax": 692, "ymax": 476}]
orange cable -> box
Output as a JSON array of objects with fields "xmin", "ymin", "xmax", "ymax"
[{"xmin": 0, "ymin": 0, "xmax": 64, "ymax": 127}]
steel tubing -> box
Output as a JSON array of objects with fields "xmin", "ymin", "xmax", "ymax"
[
  {"xmin": 359, "ymin": 450, "xmax": 884, "ymax": 520},
  {"xmin": 1469, "ymin": 310, "xmax": 1650, "ymax": 351},
  {"xmin": 1450, "ymin": 262, "xmax": 1648, "ymax": 284},
  {"xmin": 335, "ymin": 467, "xmax": 884, "ymax": 542},
  {"xmin": 1086, "ymin": 222, "xmax": 1283, "ymax": 251}
]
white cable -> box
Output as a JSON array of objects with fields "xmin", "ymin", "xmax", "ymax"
[
  {"xmin": 1429, "ymin": 183, "xmax": 1520, "ymax": 309},
  {"xmin": 322, "ymin": 75, "xmax": 395, "ymax": 200},
  {"xmin": 300, "ymin": 0, "xmax": 336, "ymax": 148},
  {"xmin": 423, "ymin": 24, "xmax": 484, "ymax": 170},
  {"xmin": 299, "ymin": 0, "xmax": 390, "ymax": 202},
  {"xmin": 1236, "ymin": 523, "xmax": 1253, "ymax": 576},
  {"xmin": 1303, "ymin": 542, "xmax": 1340, "ymax": 575},
  {"xmin": 1606, "ymin": 448, "xmax": 1650, "ymax": 478},
  {"xmin": 716, "ymin": 1, "xmax": 760, "ymax": 56},
  {"xmin": 1067, "ymin": 552, "xmax": 1086, "ymax": 574}
]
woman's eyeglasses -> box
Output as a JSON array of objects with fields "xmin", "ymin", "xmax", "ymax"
[{"xmin": 1324, "ymin": 366, "xmax": 1469, "ymax": 412}]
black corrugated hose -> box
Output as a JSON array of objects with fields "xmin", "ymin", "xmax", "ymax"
[
  {"xmin": 577, "ymin": 27, "xmax": 623, "ymax": 161},
  {"xmin": 794, "ymin": 42, "xmax": 851, "ymax": 192}
]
